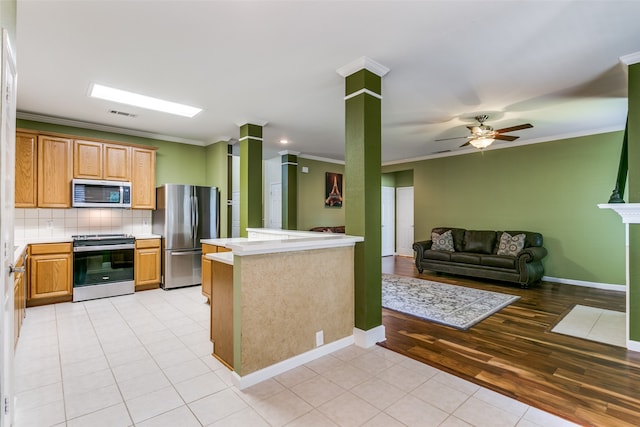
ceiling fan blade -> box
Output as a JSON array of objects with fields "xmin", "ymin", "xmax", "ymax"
[
  {"xmin": 494, "ymin": 123, "xmax": 533, "ymax": 133},
  {"xmin": 494, "ymin": 134, "xmax": 519, "ymax": 142},
  {"xmin": 459, "ymin": 141, "xmax": 471, "ymax": 147},
  {"xmin": 435, "ymin": 136, "xmax": 468, "ymax": 142}
]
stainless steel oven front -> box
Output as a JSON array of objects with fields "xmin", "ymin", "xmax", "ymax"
[{"xmin": 72, "ymin": 234, "xmax": 135, "ymax": 302}]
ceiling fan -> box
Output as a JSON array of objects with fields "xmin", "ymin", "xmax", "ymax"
[{"xmin": 436, "ymin": 115, "xmax": 533, "ymax": 149}]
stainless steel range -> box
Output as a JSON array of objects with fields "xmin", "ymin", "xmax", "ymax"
[{"xmin": 72, "ymin": 234, "xmax": 135, "ymax": 302}]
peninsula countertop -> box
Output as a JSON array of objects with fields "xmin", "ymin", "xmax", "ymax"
[{"xmin": 201, "ymin": 228, "xmax": 363, "ymax": 256}]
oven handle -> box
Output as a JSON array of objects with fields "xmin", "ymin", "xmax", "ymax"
[{"xmin": 74, "ymin": 244, "xmax": 135, "ymax": 252}]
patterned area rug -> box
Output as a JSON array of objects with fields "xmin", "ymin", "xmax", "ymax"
[{"xmin": 382, "ymin": 274, "xmax": 520, "ymax": 330}]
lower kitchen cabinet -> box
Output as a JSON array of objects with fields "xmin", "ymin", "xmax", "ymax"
[
  {"xmin": 28, "ymin": 242, "xmax": 73, "ymax": 306},
  {"xmin": 13, "ymin": 248, "xmax": 26, "ymax": 347},
  {"xmin": 210, "ymin": 258, "xmax": 234, "ymax": 369},
  {"xmin": 135, "ymin": 238, "xmax": 161, "ymax": 290},
  {"xmin": 201, "ymin": 244, "xmax": 231, "ymax": 302}
]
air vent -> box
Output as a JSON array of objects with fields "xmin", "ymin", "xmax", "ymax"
[{"xmin": 109, "ymin": 109, "xmax": 136, "ymax": 118}]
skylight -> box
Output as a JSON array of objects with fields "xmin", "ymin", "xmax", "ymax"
[{"xmin": 89, "ymin": 84, "xmax": 202, "ymax": 118}]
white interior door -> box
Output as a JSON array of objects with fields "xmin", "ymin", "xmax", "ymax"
[
  {"xmin": 0, "ymin": 29, "xmax": 17, "ymax": 427},
  {"xmin": 231, "ymin": 155, "xmax": 240, "ymax": 237},
  {"xmin": 269, "ymin": 182, "xmax": 281, "ymax": 229},
  {"xmin": 381, "ymin": 186, "xmax": 395, "ymax": 256},
  {"xmin": 396, "ymin": 186, "xmax": 414, "ymax": 256}
]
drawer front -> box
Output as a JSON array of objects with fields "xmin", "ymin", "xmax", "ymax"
[
  {"xmin": 29, "ymin": 242, "xmax": 72, "ymax": 255},
  {"xmin": 135, "ymin": 238, "xmax": 161, "ymax": 249},
  {"xmin": 202, "ymin": 244, "xmax": 217, "ymax": 254}
]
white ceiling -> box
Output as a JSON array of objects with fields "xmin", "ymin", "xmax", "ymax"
[{"xmin": 15, "ymin": 0, "xmax": 640, "ymax": 164}]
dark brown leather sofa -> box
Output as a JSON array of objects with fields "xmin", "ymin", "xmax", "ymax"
[{"xmin": 413, "ymin": 227, "xmax": 547, "ymax": 288}]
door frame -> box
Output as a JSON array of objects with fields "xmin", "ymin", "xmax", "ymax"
[{"xmin": 0, "ymin": 29, "xmax": 17, "ymax": 426}]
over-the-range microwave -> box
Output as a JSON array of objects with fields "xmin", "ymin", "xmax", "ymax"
[{"xmin": 72, "ymin": 179, "xmax": 132, "ymax": 208}]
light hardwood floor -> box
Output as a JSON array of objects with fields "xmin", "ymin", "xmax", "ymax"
[{"xmin": 381, "ymin": 255, "xmax": 640, "ymax": 427}]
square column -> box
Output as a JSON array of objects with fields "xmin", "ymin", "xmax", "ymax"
[
  {"xmin": 239, "ymin": 123, "xmax": 263, "ymax": 236},
  {"xmin": 280, "ymin": 150, "xmax": 298, "ymax": 230},
  {"xmin": 338, "ymin": 57, "xmax": 389, "ymax": 345},
  {"xmin": 625, "ymin": 54, "xmax": 640, "ymax": 343}
]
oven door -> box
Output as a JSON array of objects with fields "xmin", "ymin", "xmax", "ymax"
[{"xmin": 73, "ymin": 244, "xmax": 135, "ymax": 301}]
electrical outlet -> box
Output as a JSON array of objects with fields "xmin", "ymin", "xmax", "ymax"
[{"xmin": 315, "ymin": 330, "xmax": 324, "ymax": 347}]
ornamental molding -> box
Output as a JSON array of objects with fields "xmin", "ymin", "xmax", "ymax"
[{"xmin": 336, "ymin": 56, "xmax": 390, "ymax": 78}]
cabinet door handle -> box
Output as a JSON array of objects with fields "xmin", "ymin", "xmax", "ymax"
[{"xmin": 9, "ymin": 264, "xmax": 25, "ymax": 274}]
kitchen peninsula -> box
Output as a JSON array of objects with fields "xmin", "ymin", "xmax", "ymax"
[{"xmin": 201, "ymin": 229, "xmax": 363, "ymax": 389}]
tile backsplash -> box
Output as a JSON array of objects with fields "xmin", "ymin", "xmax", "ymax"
[{"xmin": 14, "ymin": 208, "xmax": 153, "ymax": 241}]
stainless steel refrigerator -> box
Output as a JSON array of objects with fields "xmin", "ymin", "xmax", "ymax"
[{"xmin": 152, "ymin": 184, "xmax": 219, "ymax": 289}]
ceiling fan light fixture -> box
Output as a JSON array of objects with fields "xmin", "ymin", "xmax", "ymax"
[{"xmin": 469, "ymin": 136, "xmax": 495, "ymax": 149}]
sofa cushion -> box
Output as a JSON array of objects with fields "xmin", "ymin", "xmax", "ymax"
[
  {"xmin": 498, "ymin": 231, "xmax": 543, "ymax": 249},
  {"xmin": 450, "ymin": 252, "xmax": 481, "ymax": 265},
  {"xmin": 497, "ymin": 232, "xmax": 526, "ymax": 256},
  {"xmin": 481, "ymin": 255, "xmax": 517, "ymax": 269},
  {"xmin": 463, "ymin": 230, "xmax": 496, "ymax": 254},
  {"xmin": 424, "ymin": 250, "xmax": 452, "ymax": 262},
  {"xmin": 431, "ymin": 230, "xmax": 455, "ymax": 252},
  {"xmin": 431, "ymin": 227, "xmax": 466, "ymax": 251}
]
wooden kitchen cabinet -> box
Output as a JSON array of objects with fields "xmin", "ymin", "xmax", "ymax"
[
  {"xmin": 210, "ymin": 258, "xmax": 234, "ymax": 369},
  {"xmin": 131, "ymin": 147, "xmax": 156, "ymax": 209},
  {"xmin": 15, "ymin": 131, "xmax": 38, "ymax": 208},
  {"xmin": 37, "ymin": 135, "xmax": 73, "ymax": 208},
  {"xmin": 28, "ymin": 242, "xmax": 73, "ymax": 306},
  {"xmin": 201, "ymin": 244, "xmax": 231, "ymax": 302},
  {"xmin": 74, "ymin": 139, "xmax": 131, "ymax": 181},
  {"xmin": 103, "ymin": 143, "xmax": 131, "ymax": 181},
  {"xmin": 73, "ymin": 139, "xmax": 103, "ymax": 179},
  {"xmin": 13, "ymin": 248, "xmax": 26, "ymax": 347},
  {"xmin": 18, "ymin": 129, "xmax": 157, "ymax": 209},
  {"xmin": 135, "ymin": 238, "xmax": 161, "ymax": 290}
]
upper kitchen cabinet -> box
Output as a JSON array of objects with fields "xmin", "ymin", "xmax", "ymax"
[
  {"xmin": 38, "ymin": 135, "xmax": 73, "ymax": 208},
  {"xmin": 15, "ymin": 131, "xmax": 38, "ymax": 208},
  {"xmin": 104, "ymin": 143, "xmax": 131, "ymax": 181},
  {"xmin": 16, "ymin": 128, "xmax": 158, "ymax": 209},
  {"xmin": 73, "ymin": 139, "xmax": 130, "ymax": 181},
  {"xmin": 131, "ymin": 147, "xmax": 156, "ymax": 209}
]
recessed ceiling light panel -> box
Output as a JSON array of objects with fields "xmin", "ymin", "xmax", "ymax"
[{"xmin": 90, "ymin": 83, "xmax": 202, "ymax": 118}]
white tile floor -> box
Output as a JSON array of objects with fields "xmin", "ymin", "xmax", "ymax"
[
  {"xmin": 551, "ymin": 304, "xmax": 626, "ymax": 347},
  {"xmin": 14, "ymin": 286, "xmax": 579, "ymax": 427}
]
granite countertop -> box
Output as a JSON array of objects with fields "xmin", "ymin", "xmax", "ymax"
[
  {"xmin": 13, "ymin": 234, "xmax": 163, "ymax": 262},
  {"xmin": 202, "ymin": 229, "xmax": 363, "ymax": 256},
  {"xmin": 205, "ymin": 251, "xmax": 234, "ymax": 265}
]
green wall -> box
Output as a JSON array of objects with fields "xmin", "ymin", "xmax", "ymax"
[
  {"xmin": 297, "ymin": 157, "xmax": 345, "ymax": 231},
  {"xmin": 382, "ymin": 170, "xmax": 413, "ymax": 188},
  {"xmin": 205, "ymin": 141, "xmax": 230, "ymax": 238},
  {"xmin": 17, "ymin": 119, "xmax": 209, "ymax": 186},
  {"xmin": 384, "ymin": 131, "xmax": 626, "ymax": 285},
  {"xmin": 1, "ymin": 0, "xmax": 16, "ymax": 43}
]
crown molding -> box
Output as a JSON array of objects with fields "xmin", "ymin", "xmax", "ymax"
[
  {"xmin": 337, "ymin": 56, "xmax": 390, "ymax": 78},
  {"xmin": 298, "ymin": 153, "xmax": 345, "ymax": 165},
  {"xmin": 620, "ymin": 51, "xmax": 640, "ymax": 66},
  {"xmin": 17, "ymin": 111, "xmax": 207, "ymax": 146},
  {"xmin": 278, "ymin": 150, "xmax": 300, "ymax": 156},
  {"xmin": 235, "ymin": 120, "xmax": 269, "ymax": 127},
  {"xmin": 382, "ymin": 125, "xmax": 625, "ymax": 166}
]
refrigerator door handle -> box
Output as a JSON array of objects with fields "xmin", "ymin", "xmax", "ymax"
[
  {"xmin": 193, "ymin": 195, "xmax": 199, "ymax": 246},
  {"xmin": 190, "ymin": 194, "xmax": 196, "ymax": 241},
  {"xmin": 170, "ymin": 250, "xmax": 202, "ymax": 256}
]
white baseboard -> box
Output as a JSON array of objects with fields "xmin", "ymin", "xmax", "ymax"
[
  {"xmin": 231, "ymin": 335, "xmax": 354, "ymax": 390},
  {"xmin": 543, "ymin": 276, "xmax": 625, "ymax": 292},
  {"xmin": 353, "ymin": 325, "xmax": 386, "ymax": 348},
  {"xmin": 627, "ymin": 339, "xmax": 640, "ymax": 352}
]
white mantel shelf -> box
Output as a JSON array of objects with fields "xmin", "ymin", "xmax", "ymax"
[
  {"xmin": 598, "ymin": 203, "xmax": 640, "ymax": 223},
  {"xmin": 597, "ymin": 203, "xmax": 640, "ymax": 352}
]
